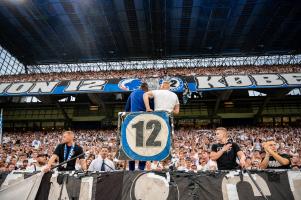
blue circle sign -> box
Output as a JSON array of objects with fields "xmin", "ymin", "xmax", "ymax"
[{"xmin": 121, "ymin": 112, "xmax": 171, "ymax": 161}]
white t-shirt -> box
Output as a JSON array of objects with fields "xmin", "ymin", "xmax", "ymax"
[
  {"xmin": 152, "ymin": 90, "xmax": 179, "ymax": 113},
  {"xmin": 26, "ymin": 164, "xmax": 45, "ymax": 172},
  {"xmin": 197, "ymin": 160, "xmax": 217, "ymax": 171}
]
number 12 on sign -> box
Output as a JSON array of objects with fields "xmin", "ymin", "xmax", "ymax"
[{"xmin": 132, "ymin": 120, "xmax": 162, "ymax": 147}]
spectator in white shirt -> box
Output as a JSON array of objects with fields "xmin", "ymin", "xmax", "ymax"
[
  {"xmin": 143, "ymin": 81, "xmax": 180, "ymax": 114},
  {"xmin": 32, "ymin": 139, "xmax": 41, "ymax": 149},
  {"xmin": 197, "ymin": 150, "xmax": 217, "ymax": 171},
  {"xmin": 88, "ymin": 146, "xmax": 115, "ymax": 172},
  {"xmin": 177, "ymin": 159, "xmax": 188, "ymax": 172},
  {"xmin": 26, "ymin": 154, "xmax": 47, "ymax": 171}
]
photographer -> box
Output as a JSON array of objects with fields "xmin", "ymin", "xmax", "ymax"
[{"xmin": 210, "ymin": 127, "xmax": 246, "ymax": 170}]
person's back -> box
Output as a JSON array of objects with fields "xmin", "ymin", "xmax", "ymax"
[
  {"xmin": 152, "ymin": 90, "xmax": 179, "ymax": 112},
  {"xmin": 130, "ymin": 89, "xmax": 146, "ymax": 112},
  {"xmin": 124, "ymin": 82, "xmax": 151, "ymax": 171},
  {"xmin": 125, "ymin": 83, "xmax": 153, "ymax": 112},
  {"xmin": 143, "ymin": 81, "xmax": 180, "ymax": 114}
]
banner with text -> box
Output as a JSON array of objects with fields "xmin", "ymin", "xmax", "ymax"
[
  {"xmin": 0, "ymin": 171, "xmax": 300, "ymax": 200},
  {"xmin": 0, "ymin": 73, "xmax": 300, "ymax": 96}
]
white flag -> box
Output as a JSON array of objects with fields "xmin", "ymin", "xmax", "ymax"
[{"xmin": 0, "ymin": 172, "xmax": 44, "ymax": 200}]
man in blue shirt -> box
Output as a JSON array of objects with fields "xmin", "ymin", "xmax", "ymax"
[
  {"xmin": 125, "ymin": 82, "xmax": 153, "ymax": 171},
  {"xmin": 125, "ymin": 82, "xmax": 149, "ymax": 112}
]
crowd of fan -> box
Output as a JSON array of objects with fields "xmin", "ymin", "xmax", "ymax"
[
  {"xmin": 1, "ymin": 65, "xmax": 300, "ymax": 82},
  {"xmin": 0, "ymin": 127, "xmax": 300, "ymax": 173}
]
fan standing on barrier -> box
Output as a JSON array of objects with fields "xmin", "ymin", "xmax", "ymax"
[
  {"xmin": 143, "ymin": 80, "xmax": 180, "ymax": 115},
  {"xmin": 124, "ymin": 82, "xmax": 153, "ymax": 170},
  {"xmin": 44, "ymin": 131, "xmax": 87, "ymax": 172},
  {"xmin": 210, "ymin": 127, "xmax": 246, "ymax": 170}
]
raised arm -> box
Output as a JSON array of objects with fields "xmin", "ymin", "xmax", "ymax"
[
  {"xmin": 88, "ymin": 159, "xmax": 96, "ymax": 171},
  {"xmin": 125, "ymin": 95, "xmax": 131, "ymax": 112},
  {"xmin": 237, "ymin": 150, "xmax": 246, "ymax": 168},
  {"xmin": 143, "ymin": 91, "xmax": 154, "ymax": 112},
  {"xmin": 80, "ymin": 158, "xmax": 87, "ymax": 171},
  {"xmin": 210, "ymin": 144, "xmax": 232, "ymax": 161},
  {"xmin": 267, "ymin": 150, "xmax": 290, "ymax": 165},
  {"xmin": 173, "ymin": 95, "xmax": 180, "ymax": 115},
  {"xmin": 43, "ymin": 154, "xmax": 58, "ymax": 172},
  {"xmin": 260, "ymin": 142, "xmax": 290, "ymax": 169},
  {"xmin": 173, "ymin": 104, "xmax": 180, "ymax": 115},
  {"xmin": 259, "ymin": 153, "xmax": 270, "ymax": 169}
]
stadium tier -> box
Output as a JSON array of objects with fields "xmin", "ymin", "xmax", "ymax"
[{"xmin": 0, "ymin": 0, "xmax": 301, "ymax": 200}]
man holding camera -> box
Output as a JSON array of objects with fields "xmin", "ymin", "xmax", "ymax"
[{"xmin": 210, "ymin": 127, "xmax": 246, "ymax": 170}]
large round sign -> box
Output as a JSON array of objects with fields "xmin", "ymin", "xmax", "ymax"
[
  {"xmin": 130, "ymin": 173, "xmax": 170, "ymax": 200},
  {"xmin": 121, "ymin": 112, "xmax": 171, "ymax": 161}
]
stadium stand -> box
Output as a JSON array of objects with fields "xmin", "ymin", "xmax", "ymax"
[
  {"xmin": 1, "ymin": 65, "xmax": 300, "ymax": 82},
  {"xmin": 1, "ymin": 127, "xmax": 300, "ymax": 172},
  {"xmin": 0, "ymin": 0, "xmax": 301, "ymax": 199}
]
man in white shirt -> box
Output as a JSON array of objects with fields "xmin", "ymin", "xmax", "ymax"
[
  {"xmin": 143, "ymin": 81, "xmax": 180, "ymax": 114},
  {"xmin": 88, "ymin": 146, "xmax": 115, "ymax": 172},
  {"xmin": 197, "ymin": 150, "xmax": 217, "ymax": 171},
  {"xmin": 26, "ymin": 154, "xmax": 47, "ymax": 171}
]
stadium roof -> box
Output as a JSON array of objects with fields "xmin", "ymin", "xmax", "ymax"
[{"xmin": 0, "ymin": 0, "xmax": 301, "ymax": 65}]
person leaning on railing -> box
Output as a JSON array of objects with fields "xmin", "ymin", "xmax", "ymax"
[
  {"xmin": 259, "ymin": 139, "xmax": 290, "ymax": 169},
  {"xmin": 143, "ymin": 80, "xmax": 180, "ymax": 115}
]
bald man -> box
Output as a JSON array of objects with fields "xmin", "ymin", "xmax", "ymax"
[
  {"xmin": 210, "ymin": 127, "xmax": 246, "ymax": 170},
  {"xmin": 259, "ymin": 140, "xmax": 290, "ymax": 169},
  {"xmin": 44, "ymin": 131, "xmax": 86, "ymax": 172},
  {"xmin": 143, "ymin": 81, "xmax": 180, "ymax": 114}
]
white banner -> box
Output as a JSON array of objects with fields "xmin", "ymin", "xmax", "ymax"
[{"xmin": 195, "ymin": 73, "xmax": 301, "ymax": 90}]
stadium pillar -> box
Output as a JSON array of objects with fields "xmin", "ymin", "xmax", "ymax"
[
  {"xmin": 55, "ymin": 102, "xmax": 71, "ymax": 128},
  {"xmin": 213, "ymin": 97, "xmax": 221, "ymax": 116},
  {"xmin": 256, "ymin": 97, "xmax": 270, "ymax": 118},
  {"xmin": 24, "ymin": 64, "xmax": 28, "ymax": 74}
]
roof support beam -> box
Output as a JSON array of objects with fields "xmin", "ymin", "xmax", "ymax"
[
  {"xmin": 24, "ymin": 54, "xmax": 301, "ymax": 74},
  {"xmin": 56, "ymin": 102, "xmax": 71, "ymax": 122},
  {"xmin": 256, "ymin": 96, "xmax": 270, "ymax": 117},
  {"xmin": 87, "ymin": 93, "xmax": 106, "ymax": 112},
  {"xmin": 211, "ymin": 90, "xmax": 233, "ymax": 116}
]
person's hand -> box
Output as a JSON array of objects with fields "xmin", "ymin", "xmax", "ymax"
[
  {"xmin": 262, "ymin": 141, "xmax": 272, "ymax": 153},
  {"xmin": 42, "ymin": 164, "xmax": 51, "ymax": 173},
  {"xmin": 222, "ymin": 144, "xmax": 232, "ymax": 152},
  {"xmin": 146, "ymin": 108, "xmax": 153, "ymax": 112},
  {"xmin": 262, "ymin": 142, "xmax": 267, "ymax": 149}
]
